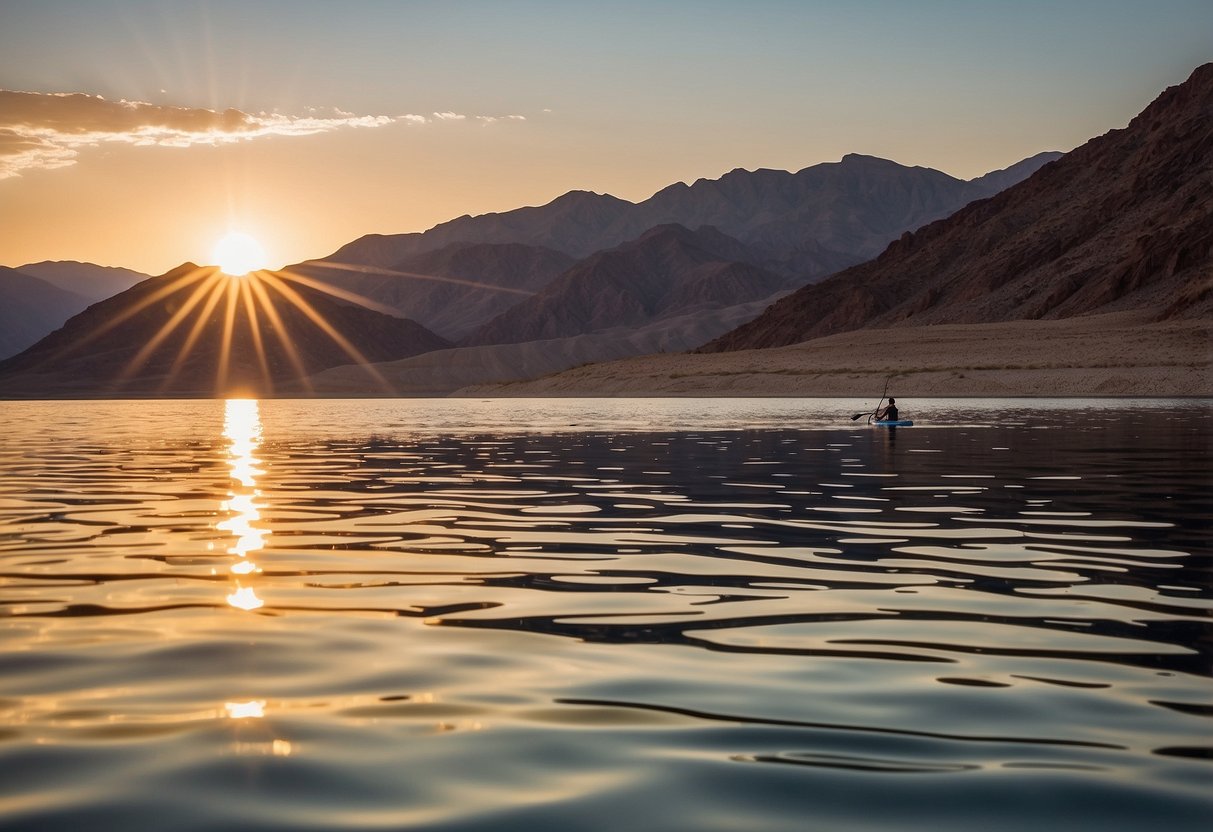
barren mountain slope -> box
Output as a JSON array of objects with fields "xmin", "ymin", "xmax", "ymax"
[{"xmin": 703, "ymin": 65, "xmax": 1212, "ymax": 352}]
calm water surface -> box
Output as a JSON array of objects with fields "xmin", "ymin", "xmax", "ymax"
[{"xmin": 0, "ymin": 398, "xmax": 1210, "ymax": 831}]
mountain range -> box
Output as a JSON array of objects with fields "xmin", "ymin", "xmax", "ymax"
[
  {"xmin": 320, "ymin": 151, "xmax": 1061, "ymax": 270},
  {"xmin": 290, "ymin": 151, "xmax": 1059, "ymax": 351},
  {"xmin": 0, "ymin": 147, "xmax": 1096, "ymax": 396},
  {"xmin": 702, "ymin": 63, "xmax": 1211, "ymax": 352},
  {"xmin": 0, "ymin": 262, "xmax": 151, "ymax": 359},
  {"xmin": 0, "ymin": 265, "xmax": 448, "ymax": 396},
  {"xmin": 17, "ymin": 261, "xmax": 150, "ymax": 302},
  {"xmin": 466, "ymin": 224, "xmax": 791, "ymax": 346},
  {"xmin": 4, "ymin": 64, "xmax": 1207, "ymax": 398}
]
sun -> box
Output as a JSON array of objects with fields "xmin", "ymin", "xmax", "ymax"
[{"xmin": 212, "ymin": 232, "xmax": 269, "ymax": 276}]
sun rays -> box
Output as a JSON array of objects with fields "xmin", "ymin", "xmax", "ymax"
[
  {"xmin": 302, "ymin": 259, "xmax": 538, "ymax": 297},
  {"xmin": 75, "ymin": 264, "xmax": 397, "ymax": 396},
  {"xmin": 9, "ymin": 247, "xmax": 470, "ymax": 397}
]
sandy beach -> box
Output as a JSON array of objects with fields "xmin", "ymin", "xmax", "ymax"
[{"xmin": 454, "ymin": 313, "xmax": 1212, "ymax": 397}]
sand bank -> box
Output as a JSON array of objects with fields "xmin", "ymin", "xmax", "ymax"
[{"xmin": 453, "ymin": 313, "xmax": 1212, "ymax": 397}]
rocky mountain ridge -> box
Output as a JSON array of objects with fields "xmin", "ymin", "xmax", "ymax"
[
  {"xmin": 296, "ymin": 152, "xmax": 1058, "ymax": 350},
  {"xmin": 702, "ymin": 64, "xmax": 1212, "ymax": 352},
  {"xmin": 319, "ymin": 152, "xmax": 1062, "ymax": 278}
]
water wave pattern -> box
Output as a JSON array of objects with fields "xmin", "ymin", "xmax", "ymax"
[{"xmin": 0, "ymin": 399, "xmax": 1209, "ymax": 831}]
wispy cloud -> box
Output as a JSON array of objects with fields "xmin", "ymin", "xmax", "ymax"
[
  {"xmin": 0, "ymin": 90, "xmax": 527, "ymax": 178},
  {"xmin": 476, "ymin": 114, "xmax": 527, "ymax": 125}
]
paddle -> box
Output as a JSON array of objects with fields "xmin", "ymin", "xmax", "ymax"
[{"xmin": 851, "ymin": 374, "xmax": 892, "ymax": 421}]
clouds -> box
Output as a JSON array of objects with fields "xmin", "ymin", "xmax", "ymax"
[
  {"xmin": 0, "ymin": 90, "xmax": 527, "ymax": 178},
  {"xmin": 429, "ymin": 111, "xmax": 526, "ymax": 125},
  {"xmin": 475, "ymin": 114, "xmax": 527, "ymax": 124}
]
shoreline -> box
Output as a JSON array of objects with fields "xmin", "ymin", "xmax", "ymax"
[
  {"xmin": 455, "ymin": 314, "xmax": 1212, "ymax": 399},
  {"xmin": 1, "ymin": 313, "xmax": 1208, "ymax": 401},
  {"xmin": 2, "ymin": 393, "xmax": 1211, "ymax": 402}
]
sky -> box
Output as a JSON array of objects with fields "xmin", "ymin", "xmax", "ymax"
[{"xmin": 1, "ymin": 0, "xmax": 1209, "ymax": 275}]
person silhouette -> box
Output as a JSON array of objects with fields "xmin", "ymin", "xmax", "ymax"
[{"xmin": 877, "ymin": 397, "xmax": 899, "ymax": 421}]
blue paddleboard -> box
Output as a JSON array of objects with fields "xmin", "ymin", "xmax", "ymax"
[{"xmin": 872, "ymin": 420, "xmax": 913, "ymax": 427}]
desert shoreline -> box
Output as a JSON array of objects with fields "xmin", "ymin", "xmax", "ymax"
[
  {"xmin": 453, "ymin": 314, "xmax": 1212, "ymax": 399},
  {"xmin": 2, "ymin": 313, "xmax": 1207, "ymax": 401}
]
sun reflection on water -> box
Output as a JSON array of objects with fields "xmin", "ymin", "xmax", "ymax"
[
  {"xmin": 221, "ymin": 399, "xmax": 267, "ymax": 610},
  {"xmin": 224, "ymin": 700, "xmax": 266, "ymax": 719}
]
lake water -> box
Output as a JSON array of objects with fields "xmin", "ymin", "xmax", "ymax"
[{"xmin": 1, "ymin": 398, "xmax": 1210, "ymax": 831}]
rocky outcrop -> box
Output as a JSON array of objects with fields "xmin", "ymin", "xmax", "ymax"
[{"xmin": 702, "ymin": 64, "xmax": 1212, "ymax": 352}]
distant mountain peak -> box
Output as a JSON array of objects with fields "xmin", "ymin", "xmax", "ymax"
[
  {"xmin": 831, "ymin": 153, "xmax": 917, "ymax": 171},
  {"xmin": 717, "ymin": 166, "xmax": 785, "ymax": 182},
  {"xmin": 546, "ymin": 189, "xmax": 632, "ymax": 208},
  {"xmin": 22, "ymin": 259, "xmax": 125, "ymax": 270},
  {"xmin": 161, "ymin": 262, "xmax": 201, "ymax": 279}
]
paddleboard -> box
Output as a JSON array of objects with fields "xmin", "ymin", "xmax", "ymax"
[{"xmin": 872, "ymin": 420, "xmax": 913, "ymax": 427}]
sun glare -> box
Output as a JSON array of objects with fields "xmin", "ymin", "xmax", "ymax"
[{"xmin": 212, "ymin": 232, "xmax": 268, "ymax": 276}]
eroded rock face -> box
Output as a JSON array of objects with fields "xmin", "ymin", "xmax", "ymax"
[{"xmin": 701, "ymin": 64, "xmax": 1213, "ymax": 353}]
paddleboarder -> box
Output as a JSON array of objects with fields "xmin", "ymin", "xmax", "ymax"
[{"xmin": 876, "ymin": 397, "xmax": 899, "ymax": 422}]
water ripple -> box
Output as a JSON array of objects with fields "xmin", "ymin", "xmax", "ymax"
[{"xmin": 0, "ymin": 398, "xmax": 1210, "ymax": 830}]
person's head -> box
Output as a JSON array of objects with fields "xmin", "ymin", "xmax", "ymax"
[{"xmin": 888, "ymin": 397, "xmax": 895, "ymax": 404}]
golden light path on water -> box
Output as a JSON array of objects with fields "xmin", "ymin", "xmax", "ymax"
[
  {"xmin": 218, "ymin": 399, "xmax": 266, "ymax": 610},
  {"xmin": 216, "ymin": 399, "xmax": 291, "ymax": 754}
]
